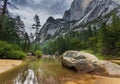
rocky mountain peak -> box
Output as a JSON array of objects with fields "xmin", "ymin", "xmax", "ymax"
[
  {"xmin": 46, "ymin": 16, "xmax": 56, "ymax": 23},
  {"xmin": 39, "ymin": 0, "xmax": 120, "ymax": 43},
  {"xmin": 63, "ymin": 0, "xmax": 120, "ymax": 22},
  {"xmin": 63, "ymin": 0, "xmax": 94, "ymax": 21},
  {"xmin": 72, "ymin": 0, "xmax": 120, "ymax": 28}
]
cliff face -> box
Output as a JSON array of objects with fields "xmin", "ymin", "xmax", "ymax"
[
  {"xmin": 63, "ymin": 0, "xmax": 94, "ymax": 21},
  {"xmin": 72, "ymin": 0, "xmax": 119, "ymax": 28},
  {"xmin": 63, "ymin": 0, "xmax": 119, "ymax": 22},
  {"xmin": 39, "ymin": 17, "xmax": 74, "ymax": 43},
  {"xmin": 39, "ymin": 0, "xmax": 120, "ymax": 43}
]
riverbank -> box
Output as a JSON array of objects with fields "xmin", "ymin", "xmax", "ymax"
[
  {"xmin": 0, "ymin": 59, "xmax": 22, "ymax": 73},
  {"xmin": 64, "ymin": 75, "xmax": 120, "ymax": 84}
]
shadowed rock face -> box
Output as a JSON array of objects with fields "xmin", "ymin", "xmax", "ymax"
[{"xmin": 61, "ymin": 51, "xmax": 107, "ymax": 75}]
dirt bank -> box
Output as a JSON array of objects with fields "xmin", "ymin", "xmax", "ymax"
[
  {"xmin": 110, "ymin": 60, "xmax": 120, "ymax": 65},
  {"xmin": 0, "ymin": 59, "xmax": 22, "ymax": 73},
  {"xmin": 95, "ymin": 76, "xmax": 120, "ymax": 84},
  {"xmin": 64, "ymin": 75, "xmax": 120, "ymax": 84},
  {"xmin": 63, "ymin": 73, "xmax": 120, "ymax": 84}
]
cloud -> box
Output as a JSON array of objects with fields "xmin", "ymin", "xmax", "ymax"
[{"xmin": 10, "ymin": 0, "xmax": 73, "ymax": 34}]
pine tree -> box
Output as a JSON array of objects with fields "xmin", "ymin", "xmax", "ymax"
[
  {"xmin": 0, "ymin": 0, "xmax": 8, "ymax": 30},
  {"xmin": 107, "ymin": 13, "xmax": 120, "ymax": 55},
  {"xmin": 22, "ymin": 33, "xmax": 30, "ymax": 52},
  {"xmin": 98, "ymin": 22, "xmax": 109, "ymax": 55},
  {"xmin": 15, "ymin": 16, "xmax": 25, "ymax": 39},
  {"xmin": 32, "ymin": 14, "xmax": 41, "ymax": 50},
  {"xmin": 88, "ymin": 25, "xmax": 93, "ymax": 37}
]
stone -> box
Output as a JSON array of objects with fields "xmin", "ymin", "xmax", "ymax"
[
  {"xmin": 101, "ymin": 61, "xmax": 120, "ymax": 77},
  {"xmin": 61, "ymin": 51, "xmax": 107, "ymax": 75},
  {"xmin": 61, "ymin": 51, "xmax": 120, "ymax": 77}
]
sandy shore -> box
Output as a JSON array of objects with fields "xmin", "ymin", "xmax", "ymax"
[
  {"xmin": 64, "ymin": 74, "xmax": 120, "ymax": 84},
  {"xmin": 110, "ymin": 60, "xmax": 120, "ymax": 64},
  {"xmin": 95, "ymin": 76, "xmax": 120, "ymax": 84},
  {"xmin": 0, "ymin": 59, "xmax": 22, "ymax": 73}
]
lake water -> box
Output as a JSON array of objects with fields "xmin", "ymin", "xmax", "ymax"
[{"xmin": 0, "ymin": 57, "xmax": 98, "ymax": 84}]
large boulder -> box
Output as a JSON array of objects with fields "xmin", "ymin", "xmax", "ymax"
[
  {"xmin": 61, "ymin": 51, "xmax": 107, "ymax": 75},
  {"xmin": 61, "ymin": 51, "xmax": 120, "ymax": 77}
]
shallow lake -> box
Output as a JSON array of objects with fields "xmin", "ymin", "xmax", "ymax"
[{"xmin": 0, "ymin": 57, "xmax": 98, "ymax": 84}]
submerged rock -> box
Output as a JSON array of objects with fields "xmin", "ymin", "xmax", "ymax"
[{"xmin": 61, "ymin": 51, "xmax": 120, "ymax": 76}]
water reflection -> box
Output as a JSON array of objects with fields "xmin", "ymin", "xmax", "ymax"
[
  {"xmin": 15, "ymin": 69, "xmax": 39, "ymax": 84},
  {"xmin": 0, "ymin": 58, "xmax": 96, "ymax": 84},
  {"xmin": 12, "ymin": 58, "xmax": 76, "ymax": 84}
]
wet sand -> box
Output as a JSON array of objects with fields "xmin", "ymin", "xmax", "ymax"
[
  {"xmin": 110, "ymin": 60, "xmax": 120, "ymax": 64},
  {"xmin": 95, "ymin": 76, "xmax": 120, "ymax": 84},
  {"xmin": 0, "ymin": 59, "xmax": 22, "ymax": 73},
  {"xmin": 64, "ymin": 75, "xmax": 120, "ymax": 84}
]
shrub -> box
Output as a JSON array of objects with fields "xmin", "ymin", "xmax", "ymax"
[
  {"xmin": 0, "ymin": 41, "xmax": 26, "ymax": 59},
  {"xmin": 35, "ymin": 50, "xmax": 42, "ymax": 58},
  {"xmin": 8, "ymin": 50, "xmax": 26, "ymax": 59}
]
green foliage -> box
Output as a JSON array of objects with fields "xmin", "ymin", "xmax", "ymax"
[
  {"xmin": 115, "ymin": 41, "xmax": 120, "ymax": 56},
  {"xmin": 88, "ymin": 26, "xmax": 93, "ymax": 37},
  {"xmin": 8, "ymin": 50, "xmax": 26, "ymax": 59},
  {"xmin": 30, "ymin": 43, "xmax": 41, "ymax": 52},
  {"xmin": 0, "ymin": 16, "xmax": 20, "ymax": 44},
  {"xmin": 35, "ymin": 50, "xmax": 42, "ymax": 58},
  {"xmin": 22, "ymin": 33, "xmax": 30, "ymax": 52},
  {"xmin": 97, "ymin": 22, "xmax": 110, "ymax": 55},
  {"xmin": 83, "ymin": 49, "xmax": 106, "ymax": 60},
  {"xmin": 97, "ymin": 13, "xmax": 120, "ymax": 56},
  {"xmin": 0, "ymin": 41, "xmax": 26, "ymax": 59},
  {"xmin": 42, "ymin": 35, "xmax": 87, "ymax": 55},
  {"xmin": 69, "ymin": 38, "xmax": 86, "ymax": 50},
  {"xmin": 0, "ymin": 15, "xmax": 30, "ymax": 52},
  {"xmin": 87, "ymin": 37, "xmax": 97, "ymax": 52},
  {"xmin": 87, "ymin": 13, "xmax": 120, "ymax": 57}
]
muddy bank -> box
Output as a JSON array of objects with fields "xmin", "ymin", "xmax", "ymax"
[
  {"xmin": 64, "ymin": 75, "xmax": 120, "ymax": 84},
  {"xmin": 0, "ymin": 59, "xmax": 22, "ymax": 73}
]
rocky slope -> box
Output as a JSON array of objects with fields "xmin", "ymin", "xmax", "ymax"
[
  {"xmin": 39, "ymin": 17, "xmax": 75, "ymax": 43},
  {"xmin": 39, "ymin": 0, "xmax": 120, "ymax": 43},
  {"xmin": 63, "ymin": 0, "xmax": 94, "ymax": 21},
  {"xmin": 72, "ymin": 0, "xmax": 120, "ymax": 28}
]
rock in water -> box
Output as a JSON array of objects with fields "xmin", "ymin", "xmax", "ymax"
[{"xmin": 61, "ymin": 51, "xmax": 107, "ymax": 75}]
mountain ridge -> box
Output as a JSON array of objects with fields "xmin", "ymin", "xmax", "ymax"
[{"xmin": 39, "ymin": 0, "xmax": 120, "ymax": 43}]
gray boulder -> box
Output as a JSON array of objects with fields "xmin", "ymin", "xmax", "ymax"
[
  {"xmin": 61, "ymin": 51, "xmax": 120, "ymax": 77},
  {"xmin": 61, "ymin": 51, "xmax": 107, "ymax": 75},
  {"xmin": 101, "ymin": 61, "xmax": 120, "ymax": 77}
]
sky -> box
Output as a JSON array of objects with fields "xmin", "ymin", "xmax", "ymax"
[{"xmin": 9, "ymin": 0, "xmax": 73, "ymax": 34}]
